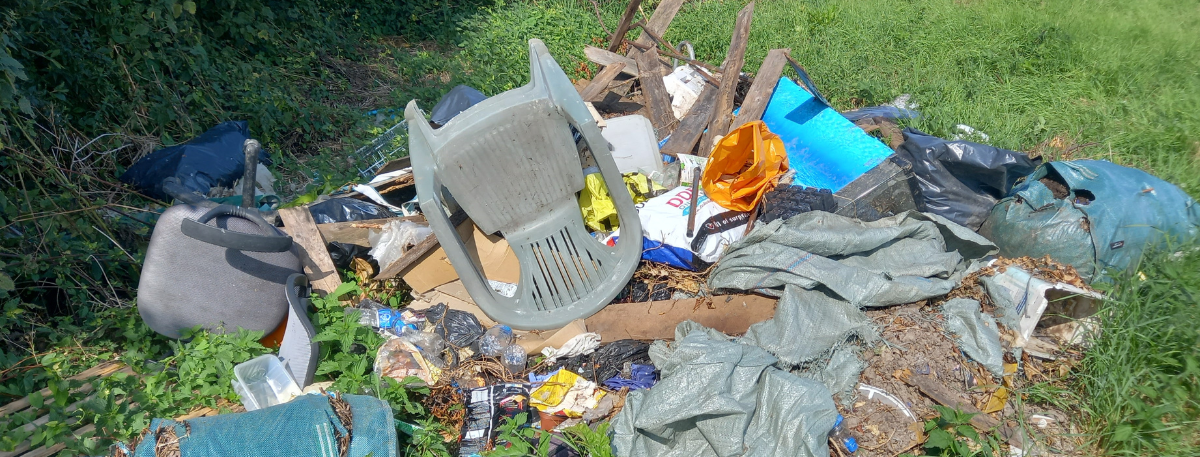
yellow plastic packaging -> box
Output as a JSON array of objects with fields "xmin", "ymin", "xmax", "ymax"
[{"xmin": 579, "ymin": 172, "xmax": 667, "ymax": 232}]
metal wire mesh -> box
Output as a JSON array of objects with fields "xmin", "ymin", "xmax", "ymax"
[{"xmin": 355, "ymin": 120, "xmax": 409, "ymax": 178}]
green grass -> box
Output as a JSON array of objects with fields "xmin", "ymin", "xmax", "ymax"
[{"xmin": 1075, "ymin": 249, "xmax": 1200, "ymax": 455}]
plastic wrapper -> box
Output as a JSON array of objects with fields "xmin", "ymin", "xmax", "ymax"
[
  {"xmin": 119, "ymin": 121, "xmax": 269, "ymax": 200},
  {"xmin": 702, "ymin": 121, "xmax": 789, "ymax": 212},
  {"xmin": 458, "ymin": 383, "xmax": 535, "ymax": 456},
  {"xmin": 606, "ymin": 186, "xmax": 749, "ymax": 270},
  {"xmin": 896, "ymin": 128, "xmax": 1041, "ymax": 229},
  {"xmin": 367, "ymin": 220, "xmax": 432, "ymax": 269},
  {"xmin": 374, "ymin": 338, "xmax": 439, "ymax": 385}
]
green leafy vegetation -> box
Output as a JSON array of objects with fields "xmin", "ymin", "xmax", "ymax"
[
  {"xmin": 1074, "ymin": 248, "xmax": 1200, "ymax": 455},
  {"xmin": 485, "ymin": 414, "xmax": 614, "ymax": 457},
  {"xmin": 903, "ymin": 406, "xmax": 1003, "ymax": 457}
]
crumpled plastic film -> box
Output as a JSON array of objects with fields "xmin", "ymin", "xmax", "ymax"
[
  {"xmin": 709, "ymin": 210, "xmax": 997, "ymax": 307},
  {"xmin": 941, "ymin": 298, "xmax": 1005, "ymax": 377},
  {"xmin": 611, "ymin": 323, "xmax": 837, "ymax": 457}
]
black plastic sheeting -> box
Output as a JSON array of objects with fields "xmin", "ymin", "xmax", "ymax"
[
  {"xmin": 423, "ymin": 303, "xmax": 485, "ymax": 350},
  {"xmin": 430, "ymin": 85, "xmax": 488, "ymax": 126},
  {"xmin": 558, "ymin": 339, "xmax": 652, "ymax": 384},
  {"xmin": 896, "ymin": 128, "xmax": 1042, "ymax": 230},
  {"xmin": 307, "ymin": 197, "xmax": 390, "ymax": 224},
  {"xmin": 120, "ymin": 121, "xmax": 269, "ymax": 200}
]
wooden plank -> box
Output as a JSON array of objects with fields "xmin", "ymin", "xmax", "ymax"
[
  {"xmin": 635, "ymin": 46, "xmax": 676, "ymax": 135},
  {"xmin": 627, "ymin": 0, "xmax": 685, "ymax": 61},
  {"xmin": 278, "ymin": 207, "xmax": 342, "ymax": 297},
  {"xmin": 731, "ymin": 48, "xmax": 790, "ymax": 130},
  {"xmin": 608, "ymin": 0, "xmax": 644, "ymax": 52},
  {"xmin": 902, "ymin": 373, "xmax": 1027, "ymax": 449},
  {"xmin": 699, "ymin": 1, "xmax": 755, "ymax": 156},
  {"xmin": 579, "ymin": 62, "xmax": 627, "ymax": 102},
  {"xmin": 584, "ymin": 47, "xmax": 639, "ymax": 77},
  {"xmin": 374, "ymin": 234, "xmax": 440, "ymax": 281},
  {"xmin": 0, "ymin": 361, "xmax": 125, "ymax": 417},
  {"xmin": 585, "ymin": 102, "xmax": 608, "ymax": 128},
  {"xmin": 587, "ymin": 294, "xmax": 778, "ymax": 342},
  {"xmin": 316, "ymin": 216, "xmax": 425, "ymax": 246},
  {"xmin": 660, "ymin": 84, "xmax": 719, "ymax": 156}
]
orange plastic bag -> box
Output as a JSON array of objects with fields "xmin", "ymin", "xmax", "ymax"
[{"xmin": 701, "ymin": 121, "xmax": 789, "ymax": 211}]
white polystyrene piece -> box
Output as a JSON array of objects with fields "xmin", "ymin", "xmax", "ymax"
[
  {"xmin": 232, "ymin": 354, "xmax": 302, "ymax": 411},
  {"xmin": 405, "ymin": 39, "xmax": 643, "ymax": 330}
]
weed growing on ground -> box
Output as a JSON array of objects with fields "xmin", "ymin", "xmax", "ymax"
[
  {"xmin": 903, "ymin": 405, "xmax": 1003, "ymax": 457},
  {"xmin": 1074, "ymin": 248, "xmax": 1200, "ymax": 455}
]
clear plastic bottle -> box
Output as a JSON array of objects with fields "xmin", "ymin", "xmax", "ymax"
[
  {"xmin": 501, "ymin": 344, "xmax": 527, "ymax": 374},
  {"xmin": 478, "ymin": 325, "xmax": 514, "ymax": 356},
  {"xmin": 830, "ymin": 414, "xmax": 858, "ymax": 454},
  {"xmin": 346, "ymin": 299, "xmax": 395, "ymax": 329}
]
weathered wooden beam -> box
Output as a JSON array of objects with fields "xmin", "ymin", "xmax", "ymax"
[
  {"xmin": 731, "ymin": 48, "xmax": 790, "ymax": 130},
  {"xmin": 584, "ymin": 46, "xmax": 639, "ymax": 78},
  {"xmin": 608, "ymin": 0, "xmax": 644, "ymax": 52},
  {"xmin": 699, "ymin": 1, "xmax": 755, "ymax": 156},
  {"xmin": 659, "ymin": 85, "xmax": 719, "ymax": 157},
  {"xmin": 580, "ymin": 62, "xmax": 627, "ymax": 102},
  {"xmin": 635, "ymin": 46, "xmax": 677, "ymax": 135},
  {"xmin": 626, "ymin": 0, "xmax": 684, "ymax": 61},
  {"xmin": 278, "ymin": 207, "xmax": 342, "ymax": 297}
]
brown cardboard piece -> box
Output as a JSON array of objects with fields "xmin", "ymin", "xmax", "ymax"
[
  {"xmin": 401, "ymin": 221, "xmax": 521, "ymax": 293},
  {"xmin": 585, "ymin": 294, "xmax": 778, "ymax": 342}
]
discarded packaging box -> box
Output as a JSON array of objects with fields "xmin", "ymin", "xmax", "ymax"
[
  {"xmin": 400, "ymin": 222, "xmax": 520, "ymax": 293},
  {"xmin": 982, "ymin": 265, "xmax": 1103, "ymax": 348},
  {"xmin": 585, "ymin": 294, "xmax": 778, "ymax": 342}
]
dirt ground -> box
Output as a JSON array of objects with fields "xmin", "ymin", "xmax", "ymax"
[{"xmin": 842, "ymin": 299, "xmax": 1087, "ymax": 457}]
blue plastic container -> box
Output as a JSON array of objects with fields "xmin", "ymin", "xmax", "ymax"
[{"xmin": 761, "ymin": 77, "xmax": 894, "ymax": 192}]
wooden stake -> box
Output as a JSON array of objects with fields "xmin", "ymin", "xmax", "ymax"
[
  {"xmin": 580, "ymin": 62, "xmax": 627, "ymax": 102},
  {"xmin": 699, "ymin": 1, "xmax": 755, "ymax": 156},
  {"xmin": 731, "ymin": 48, "xmax": 790, "ymax": 130},
  {"xmin": 608, "ymin": 0, "xmax": 644, "ymax": 52},
  {"xmin": 278, "ymin": 207, "xmax": 342, "ymax": 297}
]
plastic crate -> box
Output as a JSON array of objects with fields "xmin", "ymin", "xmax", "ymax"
[
  {"xmin": 833, "ymin": 155, "xmax": 919, "ymax": 221},
  {"xmin": 354, "ymin": 120, "xmax": 409, "ymax": 178}
]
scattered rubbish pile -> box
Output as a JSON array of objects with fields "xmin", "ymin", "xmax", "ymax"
[{"xmin": 85, "ymin": 0, "xmax": 1200, "ymax": 456}]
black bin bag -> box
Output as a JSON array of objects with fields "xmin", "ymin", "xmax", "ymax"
[
  {"xmin": 896, "ymin": 128, "xmax": 1041, "ymax": 230},
  {"xmin": 120, "ymin": 121, "xmax": 269, "ymax": 200}
]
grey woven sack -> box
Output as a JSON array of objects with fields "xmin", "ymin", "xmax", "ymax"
[{"xmin": 137, "ymin": 203, "xmax": 301, "ymax": 340}]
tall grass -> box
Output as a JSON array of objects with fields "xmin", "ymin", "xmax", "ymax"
[{"xmin": 1075, "ymin": 249, "xmax": 1200, "ymax": 455}]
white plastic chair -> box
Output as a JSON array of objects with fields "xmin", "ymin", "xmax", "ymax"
[{"xmin": 405, "ymin": 39, "xmax": 643, "ymax": 330}]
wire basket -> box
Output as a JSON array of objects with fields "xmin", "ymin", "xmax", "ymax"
[{"xmin": 355, "ymin": 120, "xmax": 409, "ymax": 178}]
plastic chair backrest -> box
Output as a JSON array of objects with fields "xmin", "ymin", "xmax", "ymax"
[{"xmin": 405, "ymin": 39, "xmax": 642, "ymax": 330}]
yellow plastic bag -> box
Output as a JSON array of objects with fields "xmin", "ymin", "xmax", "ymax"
[
  {"xmin": 701, "ymin": 121, "xmax": 788, "ymax": 212},
  {"xmin": 579, "ymin": 172, "xmax": 667, "ymax": 232}
]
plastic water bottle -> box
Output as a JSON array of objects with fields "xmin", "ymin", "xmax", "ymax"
[
  {"xmin": 479, "ymin": 325, "xmax": 513, "ymax": 356},
  {"xmin": 830, "ymin": 414, "xmax": 858, "ymax": 454},
  {"xmin": 501, "ymin": 344, "xmax": 527, "ymax": 373},
  {"xmin": 345, "ymin": 299, "xmax": 397, "ymax": 330}
]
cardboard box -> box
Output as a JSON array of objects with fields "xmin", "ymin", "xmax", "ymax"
[{"xmin": 401, "ymin": 221, "xmax": 521, "ymax": 293}]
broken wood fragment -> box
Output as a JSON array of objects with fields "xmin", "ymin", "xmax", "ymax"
[
  {"xmin": 635, "ymin": 47, "xmax": 677, "ymax": 135},
  {"xmin": 660, "ymin": 85, "xmax": 718, "ymax": 157},
  {"xmin": 580, "ymin": 62, "xmax": 627, "ymax": 102},
  {"xmin": 901, "ymin": 373, "xmax": 1028, "ymax": 450},
  {"xmin": 608, "ymin": 0, "xmax": 644, "ymax": 52},
  {"xmin": 731, "ymin": 48, "xmax": 789, "ymax": 130},
  {"xmin": 700, "ymin": 1, "xmax": 755, "ymax": 156},
  {"xmin": 584, "ymin": 46, "xmax": 639, "ymax": 77},
  {"xmin": 627, "ymin": 0, "xmax": 684, "ymax": 61},
  {"xmin": 278, "ymin": 207, "xmax": 342, "ymax": 297}
]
